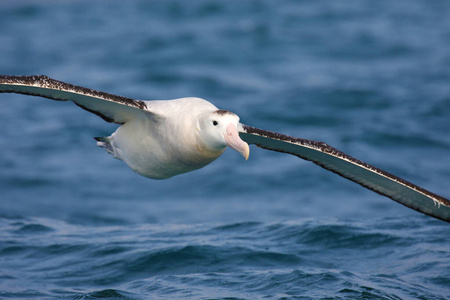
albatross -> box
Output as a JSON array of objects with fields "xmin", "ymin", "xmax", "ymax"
[{"xmin": 1, "ymin": 75, "xmax": 449, "ymax": 222}]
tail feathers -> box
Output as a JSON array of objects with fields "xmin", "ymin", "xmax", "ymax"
[{"xmin": 94, "ymin": 136, "xmax": 114, "ymax": 155}]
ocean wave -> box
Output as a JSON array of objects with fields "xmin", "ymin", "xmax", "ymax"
[{"xmin": 0, "ymin": 216, "xmax": 448, "ymax": 299}]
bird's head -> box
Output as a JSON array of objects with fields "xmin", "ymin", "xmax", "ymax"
[{"xmin": 198, "ymin": 109, "xmax": 250, "ymax": 160}]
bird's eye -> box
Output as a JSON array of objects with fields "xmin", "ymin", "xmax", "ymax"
[{"xmin": 213, "ymin": 120, "xmax": 218, "ymax": 126}]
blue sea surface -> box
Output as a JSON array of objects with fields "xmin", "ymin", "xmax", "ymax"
[{"xmin": 0, "ymin": 0, "xmax": 449, "ymax": 299}]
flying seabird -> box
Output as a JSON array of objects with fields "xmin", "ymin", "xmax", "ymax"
[{"xmin": 1, "ymin": 75, "xmax": 449, "ymax": 222}]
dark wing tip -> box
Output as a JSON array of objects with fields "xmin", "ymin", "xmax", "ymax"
[
  {"xmin": 240, "ymin": 124, "xmax": 450, "ymax": 223},
  {"xmin": 0, "ymin": 75, "xmax": 147, "ymax": 110},
  {"xmin": 0, "ymin": 75, "xmax": 152, "ymax": 124}
]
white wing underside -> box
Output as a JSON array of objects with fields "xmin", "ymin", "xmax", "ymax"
[
  {"xmin": 1, "ymin": 75, "xmax": 449, "ymax": 222},
  {"xmin": 0, "ymin": 75, "xmax": 151, "ymax": 124},
  {"xmin": 239, "ymin": 125, "xmax": 450, "ymax": 222}
]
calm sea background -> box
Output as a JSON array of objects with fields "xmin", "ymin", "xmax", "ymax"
[{"xmin": 1, "ymin": 1, "xmax": 450, "ymax": 299}]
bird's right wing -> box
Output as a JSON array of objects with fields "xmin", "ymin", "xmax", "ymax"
[
  {"xmin": 0, "ymin": 75, "xmax": 155, "ymax": 124},
  {"xmin": 239, "ymin": 125, "xmax": 450, "ymax": 223}
]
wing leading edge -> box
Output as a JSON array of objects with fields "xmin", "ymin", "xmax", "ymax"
[
  {"xmin": 239, "ymin": 125, "xmax": 450, "ymax": 222},
  {"xmin": 0, "ymin": 75, "xmax": 150, "ymax": 124}
]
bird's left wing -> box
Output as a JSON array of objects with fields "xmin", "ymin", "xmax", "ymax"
[
  {"xmin": 239, "ymin": 124, "xmax": 450, "ymax": 223},
  {"xmin": 0, "ymin": 75, "xmax": 153, "ymax": 124}
]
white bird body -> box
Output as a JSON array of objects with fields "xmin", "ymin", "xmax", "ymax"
[
  {"xmin": 102, "ymin": 97, "xmax": 245, "ymax": 179},
  {"xmin": 1, "ymin": 75, "xmax": 449, "ymax": 222}
]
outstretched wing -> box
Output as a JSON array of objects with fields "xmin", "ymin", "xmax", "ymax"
[
  {"xmin": 0, "ymin": 75, "xmax": 152, "ymax": 124},
  {"xmin": 239, "ymin": 125, "xmax": 450, "ymax": 222}
]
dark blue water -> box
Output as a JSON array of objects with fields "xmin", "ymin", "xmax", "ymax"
[{"xmin": 1, "ymin": 1, "xmax": 449, "ymax": 299}]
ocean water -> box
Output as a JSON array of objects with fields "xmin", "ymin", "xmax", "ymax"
[{"xmin": 0, "ymin": 0, "xmax": 449, "ymax": 299}]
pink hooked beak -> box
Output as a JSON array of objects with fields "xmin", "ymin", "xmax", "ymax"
[{"xmin": 225, "ymin": 123, "xmax": 250, "ymax": 160}]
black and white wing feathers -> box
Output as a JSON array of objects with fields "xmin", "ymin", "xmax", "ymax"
[
  {"xmin": 2, "ymin": 75, "xmax": 449, "ymax": 221},
  {"xmin": 239, "ymin": 125, "xmax": 450, "ymax": 222},
  {"xmin": 0, "ymin": 75, "xmax": 151, "ymax": 124}
]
